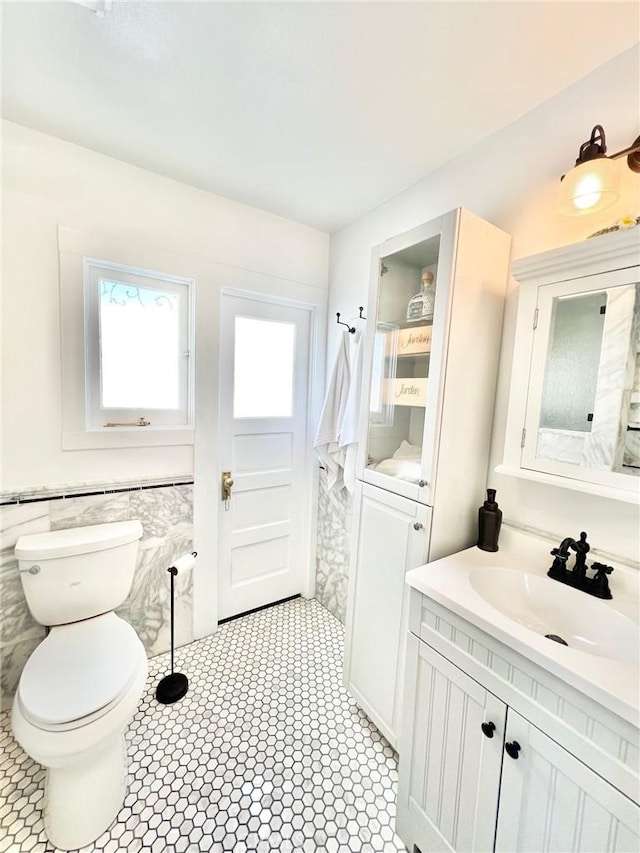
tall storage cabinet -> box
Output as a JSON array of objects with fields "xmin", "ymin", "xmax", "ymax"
[{"xmin": 343, "ymin": 209, "xmax": 511, "ymax": 747}]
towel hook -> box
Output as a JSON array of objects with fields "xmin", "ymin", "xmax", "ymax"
[
  {"xmin": 336, "ymin": 312, "xmax": 356, "ymax": 334},
  {"xmin": 358, "ymin": 306, "xmax": 367, "ymax": 320}
]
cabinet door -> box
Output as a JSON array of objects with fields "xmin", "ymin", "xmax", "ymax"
[
  {"xmin": 396, "ymin": 636, "xmax": 506, "ymax": 853},
  {"xmin": 358, "ymin": 213, "xmax": 458, "ymax": 505},
  {"xmin": 503, "ymin": 231, "xmax": 640, "ymax": 500},
  {"xmin": 496, "ymin": 709, "xmax": 640, "ymax": 853},
  {"xmin": 344, "ymin": 483, "xmax": 430, "ymax": 746},
  {"xmin": 521, "ymin": 268, "xmax": 640, "ymax": 491}
]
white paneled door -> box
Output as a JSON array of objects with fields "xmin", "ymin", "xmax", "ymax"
[{"xmin": 218, "ymin": 290, "xmax": 313, "ymax": 621}]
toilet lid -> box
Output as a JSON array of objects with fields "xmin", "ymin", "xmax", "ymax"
[{"xmin": 18, "ymin": 612, "xmax": 145, "ymax": 727}]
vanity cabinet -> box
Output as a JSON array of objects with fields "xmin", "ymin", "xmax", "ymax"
[
  {"xmin": 344, "ymin": 209, "xmax": 511, "ymax": 747},
  {"xmin": 397, "ymin": 590, "xmax": 640, "ymax": 853},
  {"xmin": 500, "ymin": 228, "xmax": 640, "ymax": 502}
]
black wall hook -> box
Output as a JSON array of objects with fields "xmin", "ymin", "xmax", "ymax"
[
  {"xmin": 336, "ymin": 312, "xmax": 356, "ymax": 334},
  {"xmin": 336, "ymin": 308, "xmax": 367, "ymax": 333}
]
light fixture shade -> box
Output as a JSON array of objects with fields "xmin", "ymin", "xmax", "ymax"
[{"xmin": 558, "ymin": 157, "xmax": 620, "ymax": 216}]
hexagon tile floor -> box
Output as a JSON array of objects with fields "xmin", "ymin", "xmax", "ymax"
[{"xmin": 0, "ymin": 597, "xmax": 408, "ymax": 853}]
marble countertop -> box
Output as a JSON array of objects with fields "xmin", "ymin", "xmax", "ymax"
[{"xmin": 406, "ymin": 524, "xmax": 640, "ymax": 727}]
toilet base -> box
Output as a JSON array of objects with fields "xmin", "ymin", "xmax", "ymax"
[{"xmin": 44, "ymin": 733, "xmax": 127, "ymax": 850}]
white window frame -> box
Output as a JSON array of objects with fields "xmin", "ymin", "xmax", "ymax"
[
  {"xmin": 59, "ymin": 227, "xmax": 195, "ymax": 450},
  {"xmin": 84, "ymin": 258, "xmax": 193, "ymax": 431}
]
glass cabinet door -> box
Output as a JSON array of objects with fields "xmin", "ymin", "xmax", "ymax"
[
  {"xmin": 522, "ymin": 274, "xmax": 640, "ymax": 481},
  {"xmin": 366, "ymin": 234, "xmax": 441, "ymax": 486}
]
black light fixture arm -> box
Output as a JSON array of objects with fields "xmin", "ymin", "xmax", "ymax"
[
  {"xmin": 577, "ymin": 124, "xmax": 640, "ymax": 173},
  {"xmin": 576, "ymin": 125, "xmax": 607, "ymax": 164},
  {"xmin": 611, "ymin": 134, "xmax": 640, "ymax": 173}
]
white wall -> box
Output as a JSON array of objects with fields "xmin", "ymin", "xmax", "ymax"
[
  {"xmin": 1, "ymin": 121, "xmax": 329, "ymax": 492},
  {"xmin": 327, "ymin": 47, "xmax": 640, "ymax": 562}
]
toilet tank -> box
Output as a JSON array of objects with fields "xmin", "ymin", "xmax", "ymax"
[{"xmin": 14, "ymin": 520, "xmax": 143, "ymax": 626}]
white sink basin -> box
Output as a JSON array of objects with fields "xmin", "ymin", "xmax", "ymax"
[{"xmin": 470, "ymin": 567, "xmax": 639, "ymax": 665}]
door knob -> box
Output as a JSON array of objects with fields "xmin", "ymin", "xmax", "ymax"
[
  {"xmin": 481, "ymin": 721, "xmax": 496, "ymax": 738},
  {"xmin": 413, "ymin": 522, "xmax": 424, "ymax": 531},
  {"xmin": 221, "ymin": 471, "xmax": 234, "ymax": 502},
  {"xmin": 505, "ymin": 740, "xmax": 521, "ymax": 759}
]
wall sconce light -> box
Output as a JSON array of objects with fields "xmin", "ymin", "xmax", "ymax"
[{"xmin": 558, "ymin": 125, "xmax": 640, "ymax": 216}]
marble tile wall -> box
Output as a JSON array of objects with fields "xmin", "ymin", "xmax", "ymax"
[
  {"xmin": 314, "ymin": 467, "xmax": 353, "ymax": 624},
  {"xmin": 585, "ymin": 285, "xmax": 636, "ymax": 471},
  {"xmin": 0, "ymin": 481, "xmax": 194, "ymax": 709}
]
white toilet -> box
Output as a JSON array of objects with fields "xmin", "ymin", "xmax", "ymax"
[{"xmin": 11, "ymin": 520, "xmax": 148, "ymax": 851}]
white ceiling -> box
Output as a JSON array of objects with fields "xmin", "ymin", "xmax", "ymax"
[{"xmin": 1, "ymin": 2, "xmax": 638, "ymax": 232}]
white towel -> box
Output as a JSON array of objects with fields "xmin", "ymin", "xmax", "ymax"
[
  {"xmin": 314, "ymin": 330, "xmax": 363, "ymax": 493},
  {"xmin": 340, "ymin": 331, "xmax": 364, "ymax": 493},
  {"xmin": 314, "ymin": 332, "xmax": 350, "ymax": 491}
]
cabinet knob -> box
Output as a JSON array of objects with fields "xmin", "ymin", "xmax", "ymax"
[
  {"xmin": 418, "ymin": 479, "xmax": 427, "ymax": 488},
  {"xmin": 481, "ymin": 721, "xmax": 496, "ymax": 739},
  {"xmin": 413, "ymin": 522, "xmax": 424, "ymax": 531},
  {"xmin": 505, "ymin": 740, "xmax": 521, "ymax": 760}
]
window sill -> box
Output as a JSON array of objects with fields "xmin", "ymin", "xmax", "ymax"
[{"xmin": 62, "ymin": 429, "xmax": 194, "ymax": 450}]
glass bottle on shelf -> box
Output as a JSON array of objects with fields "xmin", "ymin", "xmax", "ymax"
[{"xmin": 405, "ymin": 269, "xmax": 435, "ymax": 323}]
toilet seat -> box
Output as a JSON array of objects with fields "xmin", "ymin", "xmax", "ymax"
[{"xmin": 18, "ymin": 612, "xmax": 146, "ymax": 732}]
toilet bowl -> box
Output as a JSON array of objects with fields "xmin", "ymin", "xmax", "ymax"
[{"xmin": 12, "ymin": 521, "xmax": 147, "ymax": 850}]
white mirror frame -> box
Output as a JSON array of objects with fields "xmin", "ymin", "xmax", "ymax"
[{"xmin": 498, "ymin": 228, "xmax": 640, "ymax": 505}]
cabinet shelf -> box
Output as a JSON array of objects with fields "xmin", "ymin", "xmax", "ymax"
[
  {"xmin": 377, "ymin": 320, "xmax": 434, "ymax": 330},
  {"xmin": 382, "ymin": 324, "xmax": 433, "ymax": 358},
  {"xmin": 401, "ymin": 320, "xmax": 433, "ymax": 330}
]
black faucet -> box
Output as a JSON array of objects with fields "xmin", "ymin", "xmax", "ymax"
[
  {"xmin": 548, "ymin": 536, "xmax": 579, "ymax": 581},
  {"xmin": 547, "ymin": 532, "xmax": 613, "ymax": 599}
]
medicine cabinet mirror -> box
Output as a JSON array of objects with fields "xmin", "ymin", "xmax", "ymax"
[{"xmin": 499, "ymin": 229, "xmax": 640, "ymax": 503}]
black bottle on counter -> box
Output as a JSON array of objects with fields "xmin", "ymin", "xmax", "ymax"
[{"xmin": 477, "ymin": 488, "xmax": 502, "ymax": 552}]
